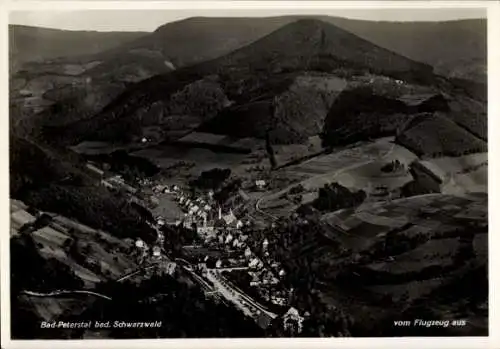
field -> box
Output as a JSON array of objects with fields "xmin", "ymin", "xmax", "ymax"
[
  {"xmin": 178, "ymin": 132, "xmax": 265, "ymax": 152},
  {"xmin": 420, "ymin": 152, "xmax": 488, "ymax": 194},
  {"xmin": 132, "ymin": 144, "xmax": 263, "ymax": 179},
  {"xmin": 70, "ymin": 141, "xmax": 133, "ymax": 155},
  {"xmin": 150, "ymin": 193, "xmax": 184, "ymax": 222},
  {"xmin": 258, "ymin": 138, "xmax": 417, "ymax": 216},
  {"xmin": 10, "ymin": 200, "xmax": 37, "ymax": 236},
  {"xmin": 366, "ymin": 238, "xmax": 460, "ymax": 273},
  {"xmin": 19, "ymin": 295, "xmax": 91, "ymax": 323}
]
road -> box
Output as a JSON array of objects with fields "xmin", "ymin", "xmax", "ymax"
[
  {"xmin": 21, "ymin": 289, "xmax": 112, "ymax": 301},
  {"xmin": 115, "ymin": 264, "xmax": 157, "ymax": 282}
]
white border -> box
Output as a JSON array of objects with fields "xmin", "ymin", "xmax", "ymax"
[{"xmin": 1, "ymin": 1, "xmax": 498, "ymax": 349}]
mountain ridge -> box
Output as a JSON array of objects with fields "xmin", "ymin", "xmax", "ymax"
[{"xmin": 43, "ymin": 18, "xmax": 436, "ymax": 145}]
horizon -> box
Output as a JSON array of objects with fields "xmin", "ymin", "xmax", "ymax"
[{"xmin": 9, "ymin": 8, "xmax": 487, "ymax": 33}]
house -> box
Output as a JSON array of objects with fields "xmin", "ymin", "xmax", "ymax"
[
  {"xmin": 163, "ymin": 262, "xmax": 177, "ymax": 275},
  {"xmin": 244, "ymin": 247, "xmax": 252, "ymax": 259},
  {"xmin": 152, "ymin": 245, "xmax": 162, "ymax": 257},
  {"xmin": 283, "ymin": 307, "xmax": 304, "ymax": 334},
  {"xmin": 249, "ymin": 258, "xmax": 260, "ymax": 268},
  {"xmin": 135, "ymin": 239, "xmax": 145, "ymax": 248},
  {"xmin": 222, "ymin": 209, "xmax": 237, "ymax": 226},
  {"xmin": 225, "ymin": 233, "xmax": 234, "ymax": 245},
  {"xmin": 156, "ymin": 217, "xmax": 166, "ymax": 226},
  {"xmin": 86, "ymin": 163, "xmax": 104, "ymax": 177},
  {"xmin": 256, "ymin": 312, "xmax": 275, "ymax": 330},
  {"xmin": 236, "ymin": 220, "xmax": 244, "ymax": 229},
  {"xmin": 108, "ymin": 175, "xmax": 125, "ymax": 185},
  {"xmin": 262, "ymin": 238, "xmax": 269, "ymax": 249},
  {"xmin": 271, "ymin": 296, "xmax": 287, "ymax": 306},
  {"xmin": 255, "ymin": 180, "xmax": 266, "ymax": 189}
]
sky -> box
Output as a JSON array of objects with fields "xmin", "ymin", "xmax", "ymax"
[{"xmin": 9, "ymin": 8, "xmax": 487, "ymax": 32}]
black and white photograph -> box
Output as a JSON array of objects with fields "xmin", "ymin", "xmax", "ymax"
[{"xmin": 4, "ymin": 2, "xmax": 492, "ymax": 344}]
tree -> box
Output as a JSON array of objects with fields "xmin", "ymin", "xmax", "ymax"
[
  {"xmin": 313, "ymin": 183, "xmax": 366, "ymax": 212},
  {"xmin": 190, "ymin": 168, "xmax": 231, "ymax": 190}
]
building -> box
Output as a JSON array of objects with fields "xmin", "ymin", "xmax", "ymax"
[
  {"xmin": 249, "ymin": 258, "xmax": 260, "ymax": 268},
  {"xmin": 262, "ymin": 238, "xmax": 269, "ymax": 250},
  {"xmin": 162, "ymin": 262, "xmax": 177, "ymax": 275},
  {"xmin": 152, "ymin": 245, "xmax": 162, "ymax": 257},
  {"xmin": 244, "ymin": 247, "xmax": 252, "ymax": 259},
  {"xmin": 222, "ymin": 208, "xmax": 237, "ymax": 226},
  {"xmin": 255, "ymin": 180, "xmax": 266, "ymax": 190}
]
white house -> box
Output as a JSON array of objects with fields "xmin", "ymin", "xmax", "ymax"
[
  {"xmin": 152, "ymin": 245, "xmax": 162, "ymax": 257},
  {"xmin": 236, "ymin": 220, "xmax": 244, "ymax": 229},
  {"xmin": 244, "ymin": 247, "xmax": 252, "ymax": 259},
  {"xmin": 255, "ymin": 180, "xmax": 266, "ymax": 189},
  {"xmin": 283, "ymin": 307, "xmax": 304, "ymax": 334},
  {"xmin": 249, "ymin": 258, "xmax": 260, "ymax": 268},
  {"xmin": 223, "ymin": 209, "xmax": 237, "ymax": 226}
]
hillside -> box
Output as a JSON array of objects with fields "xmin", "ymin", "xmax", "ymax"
[
  {"xmin": 9, "ymin": 25, "xmax": 147, "ymax": 72},
  {"xmin": 47, "ymin": 19, "xmax": 436, "ymax": 146},
  {"xmin": 10, "ymin": 135, "xmax": 157, "ymax": 243},
  {"xmin": 395, "ymin": 113, "xmax": 487, "ymax": 157}
]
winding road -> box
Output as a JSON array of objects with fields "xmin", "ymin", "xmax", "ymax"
[{"xmin": 21, "ymin": 290, "xmax": 112, "ymax": 301}]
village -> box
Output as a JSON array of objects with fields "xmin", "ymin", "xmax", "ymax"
[{"xmin": 134, "ymin": 181, "xmax": 306, "ymax": 334}]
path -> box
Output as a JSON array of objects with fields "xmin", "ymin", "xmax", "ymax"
[{"xmin": 21, "ymin": 289, "xmax": 112, "ymax": 301}]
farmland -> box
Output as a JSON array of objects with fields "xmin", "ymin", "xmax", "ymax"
[
  {"xmin": 321, "ymin": 193, "xmax": 487, "ymax": 254},
  {"xmin": 421, "ymin": 152, "xmax": 487, "ymax": 194},
  {"xmin": 14, "ymin": 200, "xmax": 139, "ymax": 288},
  {"xmin": 131, "ymin": 145, "xmax": 249, "ymax": 176},
  {"xmin": 257, "ymin": 138, "xmax": 417, "ymax": 216}
]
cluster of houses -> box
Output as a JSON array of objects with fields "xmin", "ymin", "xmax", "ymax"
[{"xmin": 149, "ymin": 183, "xmax": 306, "ymax": 334}]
